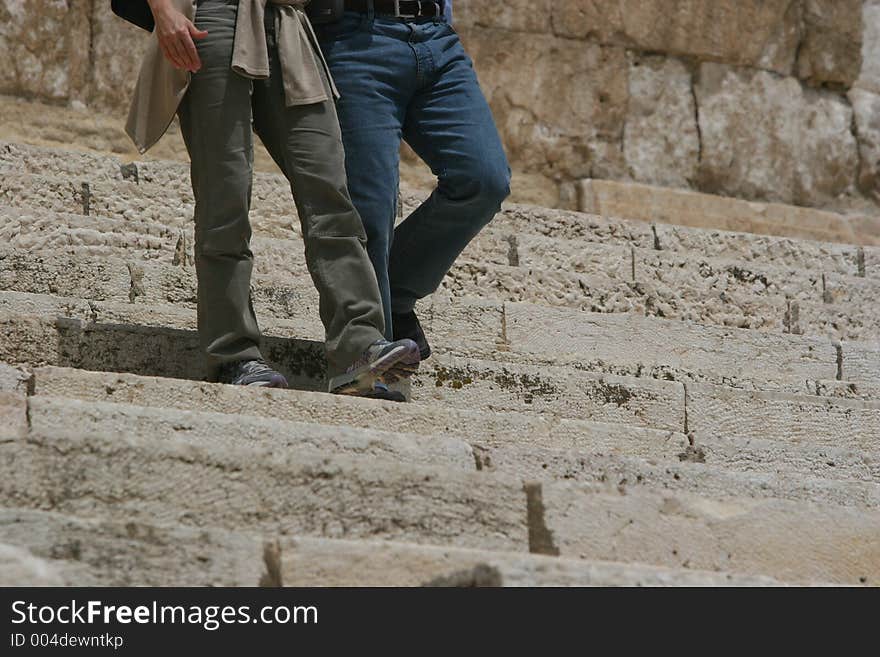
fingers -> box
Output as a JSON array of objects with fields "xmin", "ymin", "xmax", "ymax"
[
  {"xmin": 160, "ymin": 40, "xmax": 186, "ymax": 70},
  {"xmin": 189, "ymin": 22, "xmax": 209, "ymax": 40},
  {"xmin": 168, "ymin": 36, "xmax": 192, "ymax": 71},
  {"xmin": 179, "ymin": 28, "xmax": 201, "ymax": 72},
  {"xmin": 159, "ymin": 33, "xmax": 200, "ymax": 72}
]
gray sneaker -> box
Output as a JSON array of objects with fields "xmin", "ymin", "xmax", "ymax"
[
  {"xmin": 329, "ymin": 339, "xmax": 420, "ymax": 395},
  {"xmin": 217, "ymin": 359, "xmax": 289, "ymax": 388}
]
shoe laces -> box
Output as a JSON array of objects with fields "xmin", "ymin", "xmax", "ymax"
[
  {"xmin": 238, "ymin": 359, "xmax": 274, "ymax": 376},
  {"xmin": 346, "ymin": 339, "xmax": 390, "ymax": 373}
]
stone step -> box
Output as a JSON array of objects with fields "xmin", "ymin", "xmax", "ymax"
[
  {"xmin": 492, "ymin": 204, "xmax": 880, "ymax": 280},
  {"xmin": 6, "ymin": 200, "xmax": 874, "ymax": 317},
  {"xmin": 444, "ymin": 258, "xmax": 879, "ymax": 342},
  {"xmin": 5, "ymin": 297, "xmax": 879, "ymax": 473},
  {"xmin": 0, "ymin": 171, "xmax": 299, "ymax": 240},
  {"xmin": 0, "ymin": 247, "xmax": 817, "ymax": 370},
  {"xmin": 463, "ymin": 230, "xmax": 879, "ymax": 340},
  {"xmin": 687, "ymin": 384, "xmax": 880, "ymax": 454},
  {"xmin": 1, "ymin": 204, "xmax": 180, "ymax": 255},
  {"xmin": 28, "ymin": 366, "xmax": 880, "ymax": 488},
  {"xmin": 4, "ymin": 239, "xmax": 877, "ymax": 346},
  {"xmin": 0, "ymin": 289, "xmax": 325, "ymax": 390},
  {"xmin": 6, "ymin": 260, "xmax": 879, "ymax": 400},
  {"xmin": 491, "ymin": 301, "xmax": 880, "ymax": 396},
  {"xmin": 1, "ymin": 426, "xmax": 877, "ymax": 584},
  {"xmin": 276, "ymin": 536, "xmax": 788, "ymax": 587},
  {"xmin": 0, "ymin": 292, "xmax": 880, "ymax": 422},
  {"xmin": 468, "ymin": 229, "xmax": 872, "ymax": 305},
  {"xmin": 28, "ymin": 365, "xmax": 691, "ymax": 467},
  {"xmin": 0, "ymin": 292, "xmax": 836, "ymax": 430},
  {"xmin": 421, "ymin": 354, "xmax": 880, "ymax": 453},
  {"xmin": 0, "ymin": 248, "xmax": 320, "ymax": 327},
  {"xmin": 27, "ymin": 395, "xmax": 475, "ymax": 473},
  {"xmin": 0, "ymin": 510, "xmax": 264, "ymax": 587},
  {"xmin": 0, "ymin": 510, "xmax": 784, "ymax": 587},
  {"xmin": 23, "ymin": 371, "xmax": 880, "ymax": 508},
  {"xmin": 5, "ymin": 205, "xmax": 878, "ymax": 342},
  {"xmin": 4, "ymin": 143, "xmax": 878, "ymax": 280},
  {"xmin": 578, "ymin": 178, "xmax": 880, "ymax": 247},
  {"xmin": 0, "ymin": 542, "xmax": 66, "ymax": 586}
]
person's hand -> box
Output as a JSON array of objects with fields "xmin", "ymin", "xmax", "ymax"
[{"xmin": 147, "ymin": 0, "xmax": 208, "ymax": 73}]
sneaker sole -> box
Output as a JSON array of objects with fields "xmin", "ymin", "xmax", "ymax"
[
  {"xmin": 330, "ymin": 341, "xmax": 420, "ymax": 394},
  {"xmin": 380, "ymin": 343, "xmax": 422, "ymax": 385},
  {"xmin": 245, "ymin": 381, "xmax": 290, "ymax": 388},
  {"xmin": 240, "ymin": 375, "xmax": 289, "ymax": 389}
]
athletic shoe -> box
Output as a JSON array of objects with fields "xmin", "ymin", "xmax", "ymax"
[
  {"xmin": 329, "ymin": 338, "xmax": 420, "ymax": 394},
  {"xmin": 392, "ymin": 310, "xmax": 431, "ymax": 361},
  {"xmin": 217, "ymin": 359, "xmax": 288, "ymax": 388}
]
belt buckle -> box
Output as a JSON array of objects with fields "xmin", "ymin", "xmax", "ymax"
[{"xmin": 393, "ymin": 0, "xmax": 418, "ymax": 19}]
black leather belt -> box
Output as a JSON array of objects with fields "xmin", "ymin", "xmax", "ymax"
[{"xmin": 344, "ymin": 0, "xmax": 444, "ymax": 19}]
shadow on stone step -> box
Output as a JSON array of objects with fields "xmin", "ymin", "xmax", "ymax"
[{"xmin": 53, "ymin": 317, "xmax": 327, "ymax": 391}]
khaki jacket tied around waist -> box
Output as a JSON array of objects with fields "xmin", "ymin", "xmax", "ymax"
[{"xmin": 125, "ymin": 0, "xmax": 339, "ymax": 154}]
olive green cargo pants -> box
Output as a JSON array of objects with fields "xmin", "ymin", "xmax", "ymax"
[{"xmin": 178, "ymin": 0, "xmax": 384, "ymax": 380}]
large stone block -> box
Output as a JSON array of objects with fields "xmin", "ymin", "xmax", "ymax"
[
  {"xmin": 90, "ymin": 5, "xmax": 152, "ymax": 113},
  {"xmin": 856, "ymin": 0, "xmax": 880, "ymax": 94},
  {"xmin": 0, "ymin": 543, "xmax": 64, "ymax": 586},
  {"xmin": 458, "ymin": 27, "xmax": 628, "ymax": 182},
  {"xmin": 548, "ymin": 0, "xmax": 800, "ymax": 76},
  {"xmin": 849, "ymin": 88, "xmax": 880, "ymax": 202},
  {"xmin": 695, "ymin": 63, "xmax": 859, "ymax": 207},
  {"xmin": 797, "ymin": 0, "xmax": 863, "ymax": 87},
  {"xmin": 454, "ymin": 0, "xmax": 551, "ymax": 33},
  {"xmin": 624, "ymin": 56, "xmax": 699, "ymax": 188},
  {"xmin": 0, "ymin": 0, "xmax": 91, "ymax": 102},
  {"xmin": 578, "ymin": 178, "xmax": 863, "ymax": 244},
  {"xmin": 0, "ymin": 392, "xmax": 27, "ymax": 440}
]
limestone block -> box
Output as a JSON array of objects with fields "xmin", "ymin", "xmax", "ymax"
[
  {"xmin": 855, "ymin": 0, "xmax": 880, "ymax": 94},
  {"xmin": 624, "ymin": 56, "xmax": 699, "ymax": 188},
  {"xmin": 0, "ymin": 391, "xmax": 27, "ymax": 440},
  {"xmin": 797, "ymin": 0, "xmax": 863, "ymax": 87},
  {"xmin": 848, "ymin": 88, "xmax": 880, "ymax": 202},
  {"xmin": 90, "ymin": 7, "xmax": 153, "ymax": 113},
  {"xmin": 0, "ymin": 361, "xmax": 29, "ymax": 393},
  {"xmin": 578, "ymin": 178, "xmax": 862, "ymax": 244},
  {"xmin": 0, "ymin": 510, "xmax": 265, "ymax": 586},
  {"xmin": 28, "ymin": 395, "xmax": 476, "ymax": 473},
  {"xmin": 503, "ymin": 302, "xmax": 839, "ymax": 392},
  {"xmin": 0, "ymin": 0, "xmax": 91, "ymax": 102},
  {"xmin": 687, "ymin": 383, "xmax": 880, "ymax": 452},
  {"xmin": 0, "ymin": 431, "xmax": 530, "ymax": 552},
  {"xmin": 454, "ymin": 0, "xmax": 551, "ymax": 33},
  {"xmin": 0, "ymin": 543, "xmax": 64, "ymax": 586},
  {"xmin": 549, "ymin": 0, "xmax": 800, "ymax": 76},
  {"xmin": 540, "ymin": 482, "xmax": 880, "ymax": 585},
  {"xmin": 279, "ymin": 536, "xmax": 781, "ymax": 586},
  {"xmin": 458, "ymin": 27, "xmax": 628, "ymax": 181},
  {"xmin": 30, "ymin": 365, "xmax": 689, "ymax": 465},
  {"xmin": 695, "ymin": 63, "xmax": 859, "ymax": 207}
]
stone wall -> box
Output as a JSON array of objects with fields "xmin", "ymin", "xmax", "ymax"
[
  {"xmin": 454, "ymin": 0, "xmax": 879, "ymax": 212},
  {"xmin": 1, "ymin": 0, "xmax": 878, "ymax": 216}
]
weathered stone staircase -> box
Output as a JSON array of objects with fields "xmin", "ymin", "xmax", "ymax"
[{"xmin": 1, "ymin": 140, "xmax": 878, "ymax": 586}]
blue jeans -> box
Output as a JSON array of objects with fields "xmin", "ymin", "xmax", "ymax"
[{"xmin": 315, "ymin": 12, "xmax": 511, "ymax": 337}]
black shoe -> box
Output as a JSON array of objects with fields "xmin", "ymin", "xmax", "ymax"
[
  {"xmin": 360, "ymin": 382, "xmax": 407, "ymax": 402},
  {"xmin": 217, "ymin": 359, "xmax": 288, "ymax": 388},
  {"xmin": 392, "ymin": 310, "xmax": 431, "ymax": 361}
]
